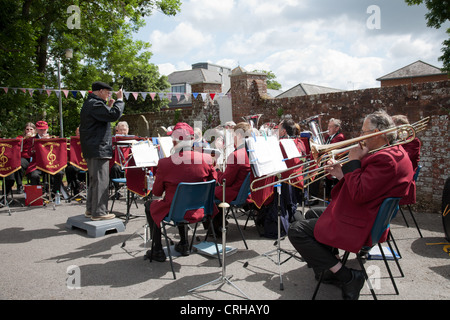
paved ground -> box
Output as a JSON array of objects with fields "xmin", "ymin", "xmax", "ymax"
[{"xmin": 0, "ymin": 191, "xmax": 449, "ymax": 304}]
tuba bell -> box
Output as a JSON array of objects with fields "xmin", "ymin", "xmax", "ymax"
[{"xmin": 304, "ymin": 114, "xmax": 327, "ymax": 145}]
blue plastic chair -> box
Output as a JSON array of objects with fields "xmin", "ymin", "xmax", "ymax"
[
  {"xmin": 158, "ymin": 180, "xmax": 219, "ymax": 279},
  {"xmin": 214, "ymin": 173, "xmax": 251, "ymax": 249},
  {"xmin": 313, "ymin": 197, "xmax": 402, "ymax": 300},
  {"xmin": 398, "ymin": 165, "xmax": 423, "ymax": 238}
]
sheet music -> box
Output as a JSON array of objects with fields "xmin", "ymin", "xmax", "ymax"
[
  {"xmin": 157, "ymin": 136, "xmax": 174, "ymax": 158},
  {"xmin": 246, "ymin": 136, "xmax": 287, "ymax": 177},
  {"xmin": 131, "ymin": 141, "xmax": 159, "ymax": 167},
  {"xmin": 280, "ymin": 139, "xmax": 301, "ymax": 159}
]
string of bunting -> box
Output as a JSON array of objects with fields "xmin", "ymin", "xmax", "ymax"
[{"xmin": 0, "ymin": 86, "xmax": 231, "ymax": 102}]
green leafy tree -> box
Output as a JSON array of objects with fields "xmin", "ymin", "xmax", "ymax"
[
  {"xmin": 405, "ymin": 0, "xmax": 450, "ymax": 73},
  {"xmin": 0, "ymin": 0, "xmax": 180, "ymax": 137},
  {"xmin": 253, "ymin": 69, "xmax": 282, "ymax": 90}
]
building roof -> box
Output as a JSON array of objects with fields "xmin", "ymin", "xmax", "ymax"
[
  {"xmin": 168, "ymin": 68, "xmax": 223, "ymax": 85},
  {"xmin": 376, "ymin": 60, "xmax": 445, "ymax": 81},
  {"xmin": 276, "ymin": 83, "xmax": 343, "ymax": 98}
]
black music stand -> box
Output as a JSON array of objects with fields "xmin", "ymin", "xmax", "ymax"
[
  {"xmin": 243, "ymin": 136, "xmax": 303, "ymax": 290},
  {"xmin": 188, "ymin": 180, "xmax": 250, "ymax": 300},
  {"xmin": 119, "ymin": 140, "xmax": 158, "ymax": 247},
  {"xmin": 243, "ymin": 174, "xmax": 303, "ymax": 291}
]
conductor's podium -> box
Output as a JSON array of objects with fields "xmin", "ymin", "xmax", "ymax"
[{"xmin": 66, "ymin": 215, "xmax": 125, "ymax": 238}]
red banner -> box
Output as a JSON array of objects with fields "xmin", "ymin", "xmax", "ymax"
[
  {"xmin": 34, "ymin": 138, "xmax": 67, "ymax": 175},
  {"xmin": 0, "ymin": 139, "xmax": 22, "ymax": 178},
  {"xmin": 69, "ymin": 136, "xmax": 88, "ymax": 171}
]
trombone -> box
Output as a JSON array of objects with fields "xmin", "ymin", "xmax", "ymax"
[{"xmin": 250, "ymin": 122, "xmax": 423, "ymax": 192}]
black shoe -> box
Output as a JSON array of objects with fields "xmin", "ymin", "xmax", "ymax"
[
  {"xmin": 341, "ymin": 269, "xmax": 365, "ymax": 300},
  {"xmin": 174, "ymin": 242, "xmax": 190, "ymax": 256},
  {"xmin": 145, "ymin": 249, "xmax": 166, "ymax": 262},
  {"xmin": 315, "ymin": 270, "xmax": 342, "ymax": 287}
]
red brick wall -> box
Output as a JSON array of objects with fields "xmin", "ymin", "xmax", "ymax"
[{"xmin": 231, "ymin": 74, "xmax": 450, "ymax": 213}]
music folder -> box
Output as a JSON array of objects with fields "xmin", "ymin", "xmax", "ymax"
[
  {"xmin": 130, "ymin": 140, "xmax": 159, "ymax": 167},
  {"xmin": 246, "ymin": 135, "xmax": 287, "ymax": 177}
]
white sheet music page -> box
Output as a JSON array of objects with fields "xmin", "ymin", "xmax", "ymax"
[
  {"xmin": 280, "ymin": 139, "xmax": 301, "ymax": 159},
  {"xmin": 131, "ymin": 141, "xmax": 159, "ymax": 167},
  {"xmin": 157, "ymin": 137, "xmax": 174, "ymax": 158},
  {"xmin": 247, "ymin": 136, "xmax": 287, "ymax": 177}
]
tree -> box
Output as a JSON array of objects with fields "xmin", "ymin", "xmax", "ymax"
[
  {"xmin": 253, "ymin": 69, "xmax": 282, "ymax": 90},
  {"xmin": 0, "ymin": 0, "xmax": 181, "ymax": 137},
  {"xmin": 405, "ymin": 0, "xmax": 450, "ymax": 73}
]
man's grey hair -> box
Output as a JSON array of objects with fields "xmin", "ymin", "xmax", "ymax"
[{"xmin": 364, "ymin": 110, "xmax": 397, "ymax": 143}]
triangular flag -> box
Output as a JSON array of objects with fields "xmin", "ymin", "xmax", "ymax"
[
  {"xmin": 150, "ymin": 93, "xmax": 156, "ymax": 100},
  {"xmin": 158, "ymin": 93, "xmax": 164, "ymax": 100},
  {"xmin": 46, "ymin": 90, "xmax": 52, "ymax": 97},
  {"xmin": 12, "ymin": 88, "xmax": 17, "ymax": 94},
  {"xmin": 38, "ymin": 89, "xmax": 43, "ymax": 95},
  {"xmin": 192, "ymin": 93, "xmax": 199, "ymax": 99},
  {"xmin": 167, "ymin": 93, "xmax": 172, "ymax": 100},
  {"xmin": 20, "ymin": 88, "xmax": 26, "ymax": 93},
  {"xmin": 3, "ymin": 87, "xmax": 8, "ymax": 94},
  {"xmin": 124, "ymin": 92, "xmax": 130, "ymax": 100},
  {"xmin": 176, "ymin": 93, "xmax": 181, "ymax": 102},
  {"xmin": 62, "ymin": 90, "xmax": 69, "ymax": 98},
  {"xmin": 79, "ymin": 90, "xmax": 86, "ymax": 98},
  {"xmin": 132, "ymin": 92, "xmax": 138, "ymax": 100},
  {"xmin": 28, "ymin": 89, "xmax": 34, "ymax": 97},
  {"xmin": 200, "ymin": 93, "xmax": 207, "ymax": 101},
  {"xmin": 55, "ymin": 90, "xmax": 60, "ymax": 98},
  {"xmin": 141, "ymin": 92, "xmax": 148, "ymax": 100},
  {"xmin": 209, "ymin": 93, "xmax": 216, "ymax": 100},
  {"xmin": 71, "ymin": 90, "xmax": 77, "ymax": 98}
]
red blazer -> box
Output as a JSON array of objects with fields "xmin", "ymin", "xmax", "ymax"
[
  {"xmin": 314, "ymin": 145, "xmax": 413, "ymax": 253},
  {"xmin": 325, "ymin": 132, "xmax": 345, "ymax": 145},
  {"xmin": 400, "ymin": 138, "xmax": 421, "ymax": 205},
  {"xmin": 150, "ymin": 150, "xmax": 217, "ymax": 226},
  {"xmin": 280, "ymin": 137, "xmax": 307, "ymax": 189},
  {"xmin": 215, "ymin": 146, "xmax": 250, "ymax": 203}
]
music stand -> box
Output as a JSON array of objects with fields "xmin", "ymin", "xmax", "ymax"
[
  {"xmin": 188, "ymin": 179, "xmax": 250, "ymax": 300},
  {"xmin": 29, "ymin": 138, "xmax": 67, "ymax": 210},
  {"xmin": 68, "ymin": 136, "xmax": 88, "ymax": 202},
  {"xmin": 0, "ymin": 138, "xmax": 23, "ymax": 215},
  {"xmin": 120, "ymin": 140, "xmax": 159, "ymax": 247},
  {"xmin": 243, "ymin": 137, "xmax": 303, "ymax": 290}
]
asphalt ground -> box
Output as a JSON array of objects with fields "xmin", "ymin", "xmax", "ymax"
[{"xmin": 0, "ymin": 190, "xmax": 449, "ymax": 310}]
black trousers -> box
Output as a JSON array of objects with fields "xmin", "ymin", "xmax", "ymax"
[
  {"xmin": 144, "ymin": 200, "xmax": 187, "ymax": 251},
  {"xmin": 288, "ymin": 207, "xmax": 339, "ymax": 274}
]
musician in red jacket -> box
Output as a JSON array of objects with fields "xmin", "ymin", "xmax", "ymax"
[
  {"xmin": 325, "ymin": 118, "xmax": 346, "ymax": 200},
  {"xmin": 392, "ymin": 114, "xmax": 421, "ymax": 205},
  {"xmin": 288, "ymin": 110, "xmax": 413, "ymax": 300},
  {"xmin": 144, "ymin": 122, "xmax": 217, "ymax": 262}
]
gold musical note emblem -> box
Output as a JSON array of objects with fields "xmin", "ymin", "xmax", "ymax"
[
  {"xmin": 0, "ymin": 146, "xmax": 9, "ymax": 168},
  {"xmin": 47, "ymin": 145, "xmax": 57, "ymax": 165}
]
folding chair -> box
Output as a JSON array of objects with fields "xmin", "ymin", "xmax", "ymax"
[
  {"xmin": 213, "ymin": 172, "xmax": 251, "ymax": 249},
  {"xmin": 313, "ymin": 197, "xmax": 402, "ymax": 300},
  {"xmin": 153, "ymin": 180, "xmax": 220, "ymax": 279},
  {"xmin": 398, "ymin": 165, "xmax": 423, "ymax": 238}
]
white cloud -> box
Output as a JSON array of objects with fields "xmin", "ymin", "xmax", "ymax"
[
  {"xmin": 138, "ymin": 0, "xmax": 447, "ymax": 91},
  {"xmin": 149, "ymin": 22, "xmax": 213, "ymax": 58}
]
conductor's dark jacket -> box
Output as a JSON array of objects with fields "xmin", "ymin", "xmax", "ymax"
[{"xmin": 80, "ymin": 93, "xmax": 124, "ymax": 159}]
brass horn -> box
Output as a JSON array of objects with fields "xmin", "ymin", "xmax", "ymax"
[{"xmin": 250, "ymin": 123, "xmax": 417, "ymax": 192}]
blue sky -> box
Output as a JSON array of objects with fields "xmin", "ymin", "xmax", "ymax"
[{"xmin": 133, "ymin": 0, "xmax": 448, "ymax": 91}]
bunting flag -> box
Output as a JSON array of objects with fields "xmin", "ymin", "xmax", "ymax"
[{"xmin": 0, "ymin": 86, "xmax": 232, "ymax": 102}]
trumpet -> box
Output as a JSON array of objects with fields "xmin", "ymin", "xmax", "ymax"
[{"xmin": 250, "ymin": 123, "xmax": 418, "ymax": 192}]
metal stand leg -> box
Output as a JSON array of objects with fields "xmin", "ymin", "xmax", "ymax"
[
  {"xmin": 242, "ymin": 176, "xmax": 303, "ymax": 291},
  {"xmin": 189, "ymin": 179, "xmax": 250, "ymax": 300}
]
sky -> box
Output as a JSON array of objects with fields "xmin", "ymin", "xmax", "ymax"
[{"xmin": 133, "ymin": 0, "xmax": 449, "ymax": 91}]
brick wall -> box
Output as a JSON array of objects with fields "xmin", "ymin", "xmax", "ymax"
[{"xmin": 231, "ymin": 73, "xmax": 450, "ymax": 213}]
